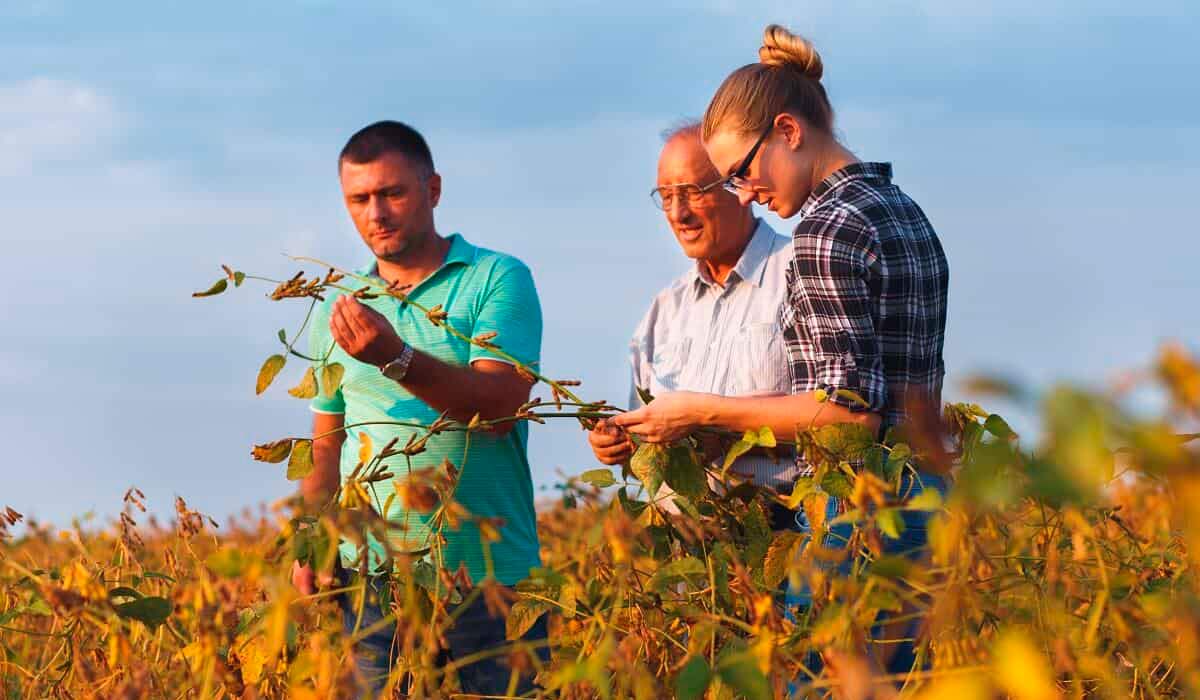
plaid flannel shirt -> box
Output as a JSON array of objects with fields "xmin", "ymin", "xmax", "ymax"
[{"xmin": 780, "ymin": 162, "xmax": 949, "ymax": 454}]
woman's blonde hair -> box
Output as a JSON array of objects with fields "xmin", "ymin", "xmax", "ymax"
[{"xmin": 701, "ymin": 25, "xmax": 833, "ymax": 141}]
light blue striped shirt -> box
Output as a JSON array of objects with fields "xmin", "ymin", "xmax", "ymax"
[{"xmin": 629, "ymin": 219, "xmax": 798, "ymax": 488}]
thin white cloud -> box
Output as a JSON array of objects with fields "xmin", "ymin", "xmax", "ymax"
[{"xmin": 0, "ymin": 77, "xmax": 118, "ymax": 175}]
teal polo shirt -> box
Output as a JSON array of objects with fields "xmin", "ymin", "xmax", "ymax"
[{"xmin": 308, "ymin": 233, "xmax": 543, "ymax": 585}]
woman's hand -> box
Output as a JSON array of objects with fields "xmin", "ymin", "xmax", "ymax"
[{"xmin": 610, "ymin": 391, "xmax": 711, "ymax": 443}]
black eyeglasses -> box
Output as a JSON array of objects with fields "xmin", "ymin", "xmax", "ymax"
[{"xmin": 721, "ymin": 122, "xmax": 774, "ymax": 195}]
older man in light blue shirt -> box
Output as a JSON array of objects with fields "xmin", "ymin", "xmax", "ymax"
[{"xmin": 588, "ymin": 122, "xmax": 797, "ymax": 491}]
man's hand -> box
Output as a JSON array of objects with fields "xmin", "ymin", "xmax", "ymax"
[
  {"xmin": 291, "ymin": 560, "xmax": 333, "ymax": 596},
  {"xmin": 610, "ymin": 391, "xmax": 709, "ymax": 443},
  {"xmin": 588, "ymin": 419, "xmax": 635, "ymax": 465},
  {"xmin": 330, "ymin": 295, "xmax": 406, "ymax": 368}
]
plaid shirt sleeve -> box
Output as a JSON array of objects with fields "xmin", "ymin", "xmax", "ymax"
[{"xmin": 780, "ymin": 206, "xmax": 886, "ymax": 413}]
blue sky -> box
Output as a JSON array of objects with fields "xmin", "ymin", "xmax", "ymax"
[{"xmin": 2, "ymin": 1, "xmax": 1198, "ymax": 528}]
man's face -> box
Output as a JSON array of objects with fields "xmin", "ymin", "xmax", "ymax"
[
  {"xmin": 339, "ymin": 151, "xmax": 441, "ymax": 262},
  {"xmin": 656, "ymin": 135, "xmax": 748, "ymax": 261}
]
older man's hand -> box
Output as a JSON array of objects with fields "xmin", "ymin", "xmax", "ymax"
[
  {"xmin": 587, "ymin": 419, "xmax": 634, "ymax": 465},
  {"xmin": 610, "ymin": 391, "xmax": 709, "ymax": 443},
  {"xmin": 329, "ymin": 295, "xmax": 407, "ymax": 368}
]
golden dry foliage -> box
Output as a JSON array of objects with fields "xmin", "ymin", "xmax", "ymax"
[{"xmin": 1, "ymin": 270, "xmax": 1196, "ymax": 699}]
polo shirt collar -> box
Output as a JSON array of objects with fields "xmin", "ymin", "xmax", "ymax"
[
  {"xmin": 689, "ymin": 217, "xmax": 773, "ymax": 294},
  {"xmin": 800, "ymin": 161, "xmax": 893, "ymax": 218}
]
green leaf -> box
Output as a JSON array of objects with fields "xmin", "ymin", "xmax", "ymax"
[
  {"xmin": 506, "ymin": 598, "xmax": 550, "ymax": 640},
  {"xmin": 754, "ymin": 426, "xmax": 776, "ymax": 448},
  {"xmin": 320, "ymin": 362, "xmax": 345, "ymax": 399},
  {"xmin": 287, "ymin": 366, "xmax": 318, "ymax": 399},
  {"xmin": 715, "ymin": 650, "xmax": 770, "ymax": 700},
  {"xmin": 664, "ymin": 445, "xmax": 706, "ymax": 499},
  {"xmin": 812, "ymin": 423, "xmax": 875, "ymax": 460},
  {"xmin": 820, "ymin": 468, "xmax": 854, "ymax": 499},
  {"xmin": 904, "ymin": 488, "xmax": 943, "ymax": 511},
  {"xmin": 256, "ymin": 354, "xmax": 287, "ymax": 395},
  {"xmin": 277, "ymin": 328, "xmax": 287, "ymax": 344},
  {"xmin": 206, "ymin": 548, "xmax": 259, "ymax": 577},
  {"xmin": 876, "ymin": 509, "xmax": 905, "ymax": 539},
  {"xmin": 287, "ymin": 439, "xmax": 314, "ymax": 480},
  {"xmin": 191, "ymin": 278, "xmax": 228, "ymax": 297},
  {"xmin": 864, "ymin": 445, "xmax": 886, "ymax": 477},
  {"xmin": 885, "ymin": 443, "xmax": 912, "ymax": 482},
  {"xmin": 649, "ymin": 556, "xmax": 707, "ymax": 592},
  {"xmin": 869, "ymin": 555, "xmax": 912, "ymax": 579},
  {"xmin": 783, "ymin": 477, "xmax": 816, "ymax": 509},
  {"xmin": 630, "ymin": 443, "xmax": 668, "ymax": 496},
  {"xmin": 107, "ymin": 587, "xmax": 142, "ymax": 600},
  {"xmin": 763, "ymin": 531, "xmax": 803, "ymax": 589},
  {"xmin": 233, "ymin": 271, "xmax": 245, "ymax": 287},
  {"xmin": 721, "ymin": 440, "xmax": 754, "ymax": 472},
  {"xmin": 580, "ymin": 468, "xmax": 617, "ymax": 488},
  {"xmin": 676, "ymin": 655, "xmax": 712, "ymax": 700},
  {"xmin": 635, "ymin": 386, "xmax": 655, "ymax": 405},
  {"xmin": 114, "ymin": 596, "xmax": 172, "ymax": 629},
  {"xmin": 984, "ymin": 414, "xmax": 1016, "ymax": 439}
]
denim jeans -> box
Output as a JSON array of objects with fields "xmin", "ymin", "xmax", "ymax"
[
  {"xmin": 784, "ymin": 471, "xmax": 948, "ymax": 677},
  {"xmin": 338, "ymin": 571, "xmax": 549, "ymax": 698}
]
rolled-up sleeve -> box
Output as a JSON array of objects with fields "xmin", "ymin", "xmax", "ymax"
[
  {"xmin": 468, "ymin": 259, "xmax": 542, "ymax": 371},
  {"xmin": 782, "ymin": 208, "xmax": 886, "ymax": 413}
]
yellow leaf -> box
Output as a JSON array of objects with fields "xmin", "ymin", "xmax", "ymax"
[
  {"xmin": 319, "ymin": 362, "xmax": 344, "ymax": 399},
  {"xmin": 251, "ymin": 439, "xmax": 293, "ymax": 463},
  {"xmin": 992, "ymin": 630, "xmax": 1058, "ymax": 700},
  {"xmin": 357, "ymin": 432, "xmax": 374, "ymax": 465},
  {"xmin": 755, "ymin": 426, "xmax": 776, "ymax": 448},
  {"xmin": 915, "ymin": 674, "xmax": 989, "ymax": 700},
  {"xmin": 256, "ymin": 354, "xmax": 286, "ymax": 395},
  {"xmin": 287, "ymin": 366, "xmax": 318, "ymax": 399},
  {"xmin": 286, "ymin": 440, "xmax": 313, "ymax": 480}
]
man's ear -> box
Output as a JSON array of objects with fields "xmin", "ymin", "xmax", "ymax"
[
  {"xmin": 428, "ymin": 172, "xmax": 443, "ymax": 208},
  {"xmin": 774, "ymin": 113, "xmax": 805, "ymax": 151}
]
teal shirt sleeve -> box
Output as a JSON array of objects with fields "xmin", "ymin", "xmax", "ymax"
[
  {"xmin": 468, "ymin": 258, "xmax": 542, "ymax": 371},
  {"xmin": 308, "ymin": 297, "xmax": 346, "ymax": 414}
]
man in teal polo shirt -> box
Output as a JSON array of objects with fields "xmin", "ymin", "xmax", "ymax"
[{"xmin": 290, "ymin": 120, "xmax": 545, "ymax": 696}]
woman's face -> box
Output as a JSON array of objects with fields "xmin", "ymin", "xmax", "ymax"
[{"xmin": 704, "ymin": 117, "xmax": 811, "ymax": 219}]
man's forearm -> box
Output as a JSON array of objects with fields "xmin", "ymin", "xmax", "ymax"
[
  {"xmin": 389, "ymin": 350, "xmax": 529, "ymax": 429},
  {"xmin": 302, "ymin": 413, "xmax": 345, "ymax": 508},
  {"xmin": 301, "ymin": 446, "xmax": 342, "ymax": 507},
  {"xmin": 698, "ymin": 392, "xmax": 880, "ymax": 440}
]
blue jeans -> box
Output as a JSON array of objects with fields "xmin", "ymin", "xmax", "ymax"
[
  {"xmin": 338, "ymin": 571, "xmax": 549, "ymax": 698},
  {"xmin": 785, "ymin": 472, "xmax": 947, "ymax": 676}
]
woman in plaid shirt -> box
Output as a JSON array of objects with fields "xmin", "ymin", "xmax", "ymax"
[{"xmin": 612, "ymin": 24, "xmax": 950, "ymax": 675}]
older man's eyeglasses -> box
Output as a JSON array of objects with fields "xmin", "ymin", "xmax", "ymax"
[
  {"xmin": 650, "ymin": 177, "xmax": 726, "ymax": 211},
  {"xmin": 721, "ymin": 122, "xmax": 774, "ymax": 194}
]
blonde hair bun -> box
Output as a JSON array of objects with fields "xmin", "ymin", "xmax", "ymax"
[{"xmin": 758, "ymin": 24, "xmax": 823, "ymax": 81}]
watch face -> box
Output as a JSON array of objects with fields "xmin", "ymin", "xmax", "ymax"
[{"xmin": 382, "ymin": 347, "xmax": 412, "ymax": 382}]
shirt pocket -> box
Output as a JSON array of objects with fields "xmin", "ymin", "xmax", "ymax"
[
  {"xmin": 731, "ymin": 323, "xmax": 790, "ymax": 396},
  {"xmin": 648, "ymin": 337, "xmax": 692, "ymax": 394}
]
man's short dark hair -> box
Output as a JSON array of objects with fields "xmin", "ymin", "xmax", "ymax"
[{"xmin": 339, "ymin": 120, "xmax": 434, "ymax": 177}]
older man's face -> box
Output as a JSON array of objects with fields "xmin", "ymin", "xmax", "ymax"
[{"xmin": 656, "ymin": 135, "xmax": 748, "ymax": 262}]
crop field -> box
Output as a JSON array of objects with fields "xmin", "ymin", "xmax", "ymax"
[{"xmin": 2, "ymin": 264, "xmax": 1198, "ymax": 699}]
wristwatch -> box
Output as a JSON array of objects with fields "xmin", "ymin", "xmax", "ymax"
[{"xmin": 380, "ymin": 343, "xmax": 415, "ymax": 383}]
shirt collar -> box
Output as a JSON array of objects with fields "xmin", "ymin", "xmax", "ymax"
[
  {"xmin": 689, "ymin": 217, "xmax": 775, "ymax": 294},
  {"xmin": 800, "ymin": 162, "xmax": 893, "ymax": 218}
]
